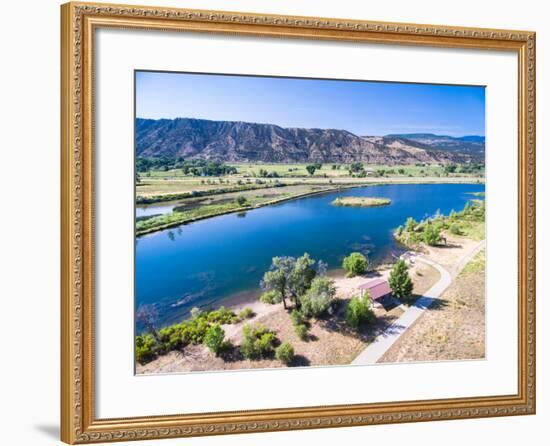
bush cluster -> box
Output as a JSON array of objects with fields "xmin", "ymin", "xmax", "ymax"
[
  {"xmin": 290, "ymin": 309, "xmax": 309, "ymax": 340},
  {"xmin": 395, "ymin": 200, "xmax": 485, "ymax": 247},
  {"xmin": 135, "ymin": 333, "xmax": 158, "ymax": 364},
  {"xmin": 135, "ymin": 307, "xmax": 238, "ymax": 365},
  {"xmin": 238, "ymin": 307, "xmax": 254, "ymax": 320},
  {"xmin": 240, "ymin": 324, "xmax": 277, "ymax": 360}
]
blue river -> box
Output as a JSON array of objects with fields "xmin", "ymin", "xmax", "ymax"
[{"xmin": 136, "ymin": 182, "xmax": 484, "ymax": 327}]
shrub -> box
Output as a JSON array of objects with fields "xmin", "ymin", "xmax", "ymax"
[
  {"xmin": 275, "ymin": 342, "xmax": 295, "ymax": 365},
  {"xmin": 235, "ymin": 195, "xmax": 248, "ymax": 206},
  {"xmin": 238, "ymin": 307, "xmax": 254, "ymax": 320},
  {"xmin": 240, "ymin": 325, "xmax": 261, "ymax": 359},
  {"xmin": 449, "ymin": 223, "xmax": 462, "ymax": 235},
  {"xmin": 342, "ymin": 252, "xmax": 369, "ymax": 277},
  {"xmin": 345, "ymin": 295, "xmax": 375, "ymax": 330},
  {"xmin": 203, "ymin": 324, "xmax": 226, "ymax": 355},
  {"xmin": 135, "ymin": 333, "xmax": 158, "ymax": 364},
  {"xmin": 252, "ymin": 323, "xmax": 269, "ymax": 338},
  {"xmin": 240, "ymin": 324, "xmax": 277, "ymax": 359},
  {"xmin": 158, "ymin": 325, "xmax": 184, "ymax": 351},
  {"xmin": 389, "ymin": 259, "xmax": 414, "ymax": 300},
  {"xmin": 295, "ymin": 323, "xmax": 308, "ymax": 340},
  {"xmin": 257, "ymin": 332, "xmax": 277, "ymax": 355},
  {"xmin": 299, "ymin": 276, "xmax": 336, "ymax": 318},
  {"xmin": 205, "ymin": 306, "xmax": 238, "ymax": 324},
  {"xmin": 180, "ymin": 317, "xmax": 210, "ymax": 344},
  {"xmin": 259, "ymin": 290, "xmax": 282, "ymax": 304},
  {"xmin": 290, "ymin": 309, "xmax": 305, "ymax": 326}
]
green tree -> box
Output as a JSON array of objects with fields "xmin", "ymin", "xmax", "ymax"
[
  {"xmin": 444, "ymin": 164, "xmax": 458, "ymax": 174},
  {"xmin": 306, "ymin": 165, "xmax": 317, "ymax": 176},
  {"xmin": 261, "ymin": 257, "xmax": 295, "ymax": 309},
  {"xmin": 388, "ymin": 259, "xmax": 413, "ymax": 300},
  {"xmin": 300, "ymin": 276, "xmax": 336, "ymax": 318},
  {"xmin": 203, "ymin": 324, "xmax": 226, "ymax": 356},
  {"xmin": 405, "ymin": 217, "xmax": 417, "ymax": 232},
  {"xmin": 349, "ymin": 162, "xmax": 364, "ymax": 173},
  {"xmin": 288, "ymin": 253, "xmax": 317, "ymax": 308},
  {"xmin": 261, "ymin": 254, "xmax": 317, "ymax": 310},
  {"xmin": 342, "ymin": 252, "xmax": 368, "ymax": 277},
  {"xmin": 423, "ymin": 223, "xmax": 441, "ymax": 246}
]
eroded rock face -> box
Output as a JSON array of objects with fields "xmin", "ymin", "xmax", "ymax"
[{"xmin": 136, "ymin": 117, "xmax": 484, "ymax": 165}]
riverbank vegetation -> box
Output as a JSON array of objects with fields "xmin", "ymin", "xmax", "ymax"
[
  {"xmin": 135, "ymin": 305, "xmax": 254, "ymax": 364},
  {"xmin": 394, "ymin": 200, "xmax": 485, "ymax": 248},
  {"xmin": 136, "ymin": 185, "xmax": 339, "ymax": 235},
  {"xmin": 332, "ymin": 196, "xmax": 391, "ymax": 207},
  {"xmin": 136, "ymin": 158, "xmax": 484, "ymax": 236}
]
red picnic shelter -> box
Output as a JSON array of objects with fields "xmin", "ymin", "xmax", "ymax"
[{"xmin": 358, "ymin": 278, "xmax": 392, "ymax": 301}]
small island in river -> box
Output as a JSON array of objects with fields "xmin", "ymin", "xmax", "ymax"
[{"xmin": 332, "ymin": 196, "xmax": 392, "ymax": 207}]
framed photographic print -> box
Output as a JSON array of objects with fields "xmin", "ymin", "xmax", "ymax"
[{"xmin": 60, "ymin": 2, "xmax": 536, "ymax": 443}]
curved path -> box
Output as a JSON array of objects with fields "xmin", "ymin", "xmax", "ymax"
[{"xmin": 351, "ymin": 240, "xmax": 485, "ymax": 365}]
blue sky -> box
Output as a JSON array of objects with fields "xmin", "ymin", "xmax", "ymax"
[{"xmin": 136, "ymin": 71, "xmax": 485, "ymax": 137}]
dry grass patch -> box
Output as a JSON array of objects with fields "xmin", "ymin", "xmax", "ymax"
[{"xmin": 379, "ymin": 250, "xmax": 485, "ymax": 363}]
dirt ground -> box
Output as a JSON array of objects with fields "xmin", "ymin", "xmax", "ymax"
[
  {"xmin": 378, "ymin": 249, "xmax": 485, "ymax": 363},
  {"xmin": 136, "ymin": 261, "xmax": 439, "ymax": 374},
  {"xmin": 421, "ymin": 234, "xmax": 482, "ymax": 276}
]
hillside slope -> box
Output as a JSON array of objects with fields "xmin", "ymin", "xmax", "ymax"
[{"xmin": 136, "ymin": 118, "xmax": 484, "ymax": 165}]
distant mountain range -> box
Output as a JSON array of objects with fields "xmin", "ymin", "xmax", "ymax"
[{"xmin": 136, "ymin": 118, "xmax": 485, "ymax": 165}]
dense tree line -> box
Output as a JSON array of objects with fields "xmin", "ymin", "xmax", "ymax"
[{"xmin": 136, "ymin": 156, "xmax": 237, "ymax": 176}]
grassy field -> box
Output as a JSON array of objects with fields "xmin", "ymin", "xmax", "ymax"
[
  {"xmin": 141, "ymin": 162, "xmax": 481, "ymax": 181},
  {"xmin": 227, "ymin": 162, "xmax": 458, "ymax": 178},
  {"xmin": 137, "ymin": 173, "xmax": 484, "ymax": 201}
]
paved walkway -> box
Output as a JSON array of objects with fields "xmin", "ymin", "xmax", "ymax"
[{"xmin": 351, "ymin": 241, "xmax": 485, "ymax": 365}]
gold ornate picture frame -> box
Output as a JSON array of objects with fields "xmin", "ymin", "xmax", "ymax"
[{"xmin": 60, "ymin": 2, "xmax": 536, "ymax": 444}]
